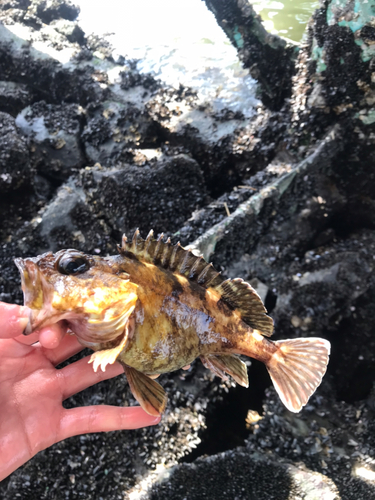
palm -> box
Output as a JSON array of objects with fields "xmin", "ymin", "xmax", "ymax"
[
  {"xmin": 1, "ymin": 337, "xmax": 70, "ymax": 467},
  {"xmin": 0, "ymin": 304, "xmax": 160, "ymax": 481}
]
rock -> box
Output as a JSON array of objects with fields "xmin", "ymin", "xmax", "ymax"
[
  {"xmin": 138, "ymin": 449, "xmax": 339, "ymax": 500},
  {"xmin": 35, "ymin": 178, "xmax": 112, "ymax": 254},
  {"xmin": 0, "ymin": 81, "xmax": 36, "ymax": 117},
  {"xmin": 82, "ymin": 98, "xmax": 163, "ymax": 166},
  {"xmin": 16, "ymin": 102, "xmax": 85, "ymax": 181},
  {"xmin": 0, "ymin": 111, "xmax": 31, "ymax": 193},
  {"xmin": 1, "ymin": 0, "xmax": 375, "ymax": 499},
  {"xmin": 189, "ymin": 126, "xmax": 342, "ymax": 263},
  {"xmin": 29, "ymin": 0, "xmax": 80, "ymax": 24},
  {"xmin": 202, "ymin": 0, "xmax": 299, "ymax": 110},
  {"xmin": 146, "ymin": 85, "xmax": 277, "ymax": 191},
  {"xmin": 50, "ymin": 19, "xmax": 85, "ymax": 45},
  {"xmin": 245, "ymin": 381, "xmax": 375, "ymax": 500},
  {"xmin": 178, "ymin": 151, "xmax": 297, "ymax": 246},
  {"xmin": 0, "ymin": 23, "xmax": 104, "ymax": 106},
  {"xmin": 80, "ymin": 154, "xmax": 209, "ymax": 236}
]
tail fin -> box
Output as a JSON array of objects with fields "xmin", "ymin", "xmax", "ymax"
[{"xmin": 266, "ymin": 338, "xmax": 330, "ymax": 413}]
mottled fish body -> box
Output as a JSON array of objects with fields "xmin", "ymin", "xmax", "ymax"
[{"xmin": 15, "ymin": 230, "xmax": 330, "ymax": 416}]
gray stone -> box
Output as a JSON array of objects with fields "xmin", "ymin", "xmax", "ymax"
[
  {"xmin": 35, "ymin": 178, "xmax": 112, "ymax": 254},
  {"xmin": 16, "ymin": 102, "xmax": 85, "ymax": 181}
]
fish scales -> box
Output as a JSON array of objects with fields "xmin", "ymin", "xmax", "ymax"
[
  {"xmin": 117, "ymin": 255, "xmax": 254, "ymax": 373},
  {"xmin": 15, "ymin": 230, "xmax": 330, "ymax": 417}
]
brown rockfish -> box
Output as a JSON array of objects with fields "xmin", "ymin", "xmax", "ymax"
[{"xmin": 15, "ymin": 230, "xmax": 330, "ymax": 416}]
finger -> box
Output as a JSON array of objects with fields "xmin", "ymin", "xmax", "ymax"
[
  {"xmin": 38, "ymin": 322, "xmax": 67, "ymax": 349},
  {"xmin": 59, "ymin": 406, "xmax": 161, "ymax": 441},
  {"xmin": 0, "ymin": 302, "xmax": 30, "ymax": 338},
  {"xmin": 14, "ymin": 331, "xmax": 40, "ymax": 345},
  {"xmin": 42, "ymin": 334, "xmax": 84, "ymax": 366},
  {"xmin": 60, "ymin": 355, "xmax": 125, "ymax": 399}
]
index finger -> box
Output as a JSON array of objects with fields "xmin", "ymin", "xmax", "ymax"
[
  {"xmin": 0, "ymin": 302, "xmax": 30, "ymax": 339},
  {"xmin": 41, "ymin": 334, "xmax": 84, "ymax": 366}
]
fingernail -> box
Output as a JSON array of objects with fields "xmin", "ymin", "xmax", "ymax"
[{"xmin": 150, "ymin": 415, "xmax": 162, "ymax": 424}]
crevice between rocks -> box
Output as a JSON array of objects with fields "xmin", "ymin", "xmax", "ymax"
[{"xmin": 181, "ymin": 360, "xmax": 271, "ymax": 464}]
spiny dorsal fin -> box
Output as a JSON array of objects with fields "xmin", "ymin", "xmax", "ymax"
[
  {"xmin": 119, "ymin": 229, "xmax": 222, "ymax": 287},
  {"xmin": 119, "ymin": 230, "xmax": 273, "ymax": 336}
]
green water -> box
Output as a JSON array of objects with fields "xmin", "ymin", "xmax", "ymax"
[{"xmin": 252, "ymin": 0, "xmax": 320, "ymax": 42}]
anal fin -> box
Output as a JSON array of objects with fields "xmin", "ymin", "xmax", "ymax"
[
  {"xmin": 201, "ymin": 354, "xmax": 249, "ymax": 387},
  {"xmin": 121, "ymin": 364, "xmax": 167, "ymax": 416}
]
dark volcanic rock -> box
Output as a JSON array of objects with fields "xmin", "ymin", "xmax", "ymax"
[
  {"xmin": 81, "ymin": 154, "xmax": 209, "ymax": 237},
  {"xmin": 50, "ymin": 18, "xmax": 85, "ymax": 44},
  {"xmin": 0, "ymin": 111, "xmax": 31, "ymax": 193},
  {"xmin": 16, "ymin": 101, "xmax": 85, "ymax": 181},
  {"xmin": 0, "ymin": 81, "xmax": 36, "ymax": 116},
  {"xmin": 143, "ymin": 448, "xmax": 338, "ymax": 500},
  {"xmin": 82, "ymin": 99, "xmax": 164, "ymax": 165},
  {"xmin": 29, "ymin": 0, "xmax": 80, "ymax": 24},
  {"xmin": 1, "ymin": 0, "xmax": 375, "ymax": 499},
  {"xmin": 203, "ymin": 0, "xmax": 298, "ymax": 110}
]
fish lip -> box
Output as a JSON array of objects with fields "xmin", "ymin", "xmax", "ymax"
[
  {"xmin": 14, "ymin": 258, "xmax": 35, "ymax": 334},
  {"xmin": 14, "ymin": 257, "xmax": 27, "ymax": 275},
  {"xmin": 14, "ymin": 256, "xmax": 44, "ymax": 316},
  {"xmin": 14, "ymin": 257, "xmax": 59, "ymax": 335}
]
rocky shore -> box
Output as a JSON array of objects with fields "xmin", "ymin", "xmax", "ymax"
[{"xmin": 1, "ymin": 1, "xmax": 375, "ymax": 498}]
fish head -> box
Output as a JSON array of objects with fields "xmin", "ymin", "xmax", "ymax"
[{"xmin": 15, "ymin": 249, "xmax": 138, "ymax": 347}]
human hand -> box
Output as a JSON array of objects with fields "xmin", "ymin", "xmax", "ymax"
[{"xmin": 0, "ymin": 302, "xmax": 161, "ymax": 481}]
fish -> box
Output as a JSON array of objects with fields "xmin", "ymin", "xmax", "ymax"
[{"xmin": 15, "ymin": 229, "xmax": 330, "ymax": 416}]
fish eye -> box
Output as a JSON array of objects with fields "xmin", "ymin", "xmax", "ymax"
[{"xmin": 57, "ymin": 252, "xmax": 90, "ymax": 276}]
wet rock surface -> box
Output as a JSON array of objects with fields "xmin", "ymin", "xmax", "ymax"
[
  {"xmin": 16, "ymin": 101, "xmax": 85, "ymax": 181},
  {"xmin": 203, "ymin": 0, "xmax": 298, "ymax": 110},
  {"xmin": 1, "ymin": 0, "xmax": 375, "ymax": 499}
]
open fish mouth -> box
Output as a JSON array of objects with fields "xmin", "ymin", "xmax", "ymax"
[
  {"xmin": 14, "ymin": 253, "xmax": 139, "ymax": 339},
  {"xmin": 14, "ymin": 257, "xmax": 53, "ymax": 335},
  {"xmin": 14, "ymin": 257, "xmax": 45, "ymax": 310}
]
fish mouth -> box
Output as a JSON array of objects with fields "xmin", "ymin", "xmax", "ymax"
[
  {"xmin": 14, "ymin": 257, "xmax": 48, "ymax": 335},
  {"xmin": 15, "ymin": 258, "xmax": 45, "ymax": 308}
]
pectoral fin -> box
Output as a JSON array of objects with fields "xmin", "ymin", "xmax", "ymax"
[
  {"xmin": 89, "ymin": 327, "xmax": 130, "ymax": 372},
  {"xmin": 121, "ymin": 364, "xmax": 167, "ymax": 416},
  {"xmin": 201, "ymin": 354, "xmax": 249, "ymax": 387}
]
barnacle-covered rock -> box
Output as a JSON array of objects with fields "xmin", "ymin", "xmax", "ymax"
[
  {"xmin": 0, "ymin": 111, "xmax": 31, "ymax": 194},
  {"xmin": 16, "ymin": 102, "xmax": 85, "ymax": 182}
]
